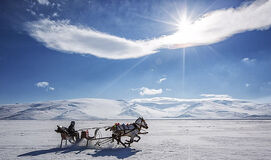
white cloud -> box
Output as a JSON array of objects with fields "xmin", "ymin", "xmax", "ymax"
[
  {"xmin": 200, "ymin": 94, "xmax": 232, "ymax": 99},
  {"xmin": 139, "ymin": 87, "xmax": 162, "ymax": 96},
  {"xmin": 35, "ymin": 81, "xmax": 54, "ymax": 91},
  {"xmin": 26, "ymin": 19, "xmax": 157, "ymax": 59},
  {"xmin": 242, "ymin": 57, "xmax": 256, "ymax": 64},
  {"xmin": 36, "ymin": 81, "xmax": 49, "ymax": 88},
  {"xmin": 157, "ymin": 77, "xmax": 167, "ymax": 84},
  {"xmin": 52, "ymin": 12, "xmax": 58, "ymax": 17},
  {"xmin": 49, "ymin": 87, "xmax": 55, "ymax": 91},
  {"xmin": 245, "ymin": 83, "xmax": 251, "ymax": 87},
  {"xmin": 37, "ymin": 0, "xmax": 50, "ymax": 5},
  {"xmin": 158, "ymin": 0, "xmax": 271, "ymax": 49},
  {"xmin": 26, "ymin": 9, "xmax": 36, "ymax": 16},
  {"xmin": 26, "ymin": 0, "xmax": 271, "ymax": 59}
]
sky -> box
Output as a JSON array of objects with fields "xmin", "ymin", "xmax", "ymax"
[{"xmin": 0, "ymin": 0, "xmax": 271, "ymax": 104}]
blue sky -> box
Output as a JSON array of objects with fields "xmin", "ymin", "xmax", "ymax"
[{"xmin": 0, "ymin": 0, "xmax": 271, "ymax": 104}]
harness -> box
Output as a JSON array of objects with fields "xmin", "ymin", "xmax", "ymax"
[
  {"xmin": 115, "ymin": 119, "xmax": 146, "ymax": 136},
  {"xmin": 114, "ymin": 123, "xmax": 136, "ymax": 136}
]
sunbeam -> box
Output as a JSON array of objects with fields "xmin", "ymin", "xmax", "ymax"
[
  {"xmin": 96, "ymin": 56, "xmax": 149, "ymax": 97},
  {"xmin": 182, "ymin": 48, "xmax": 186, "ymax": 97}
]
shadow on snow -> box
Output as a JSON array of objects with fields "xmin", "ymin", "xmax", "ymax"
[
  {"xmin": 18, "ymin": 146, "xmax": 141, "ymax": 159},
  {"xmin": 88, "ymin": 148, "xmax": 141, "ymax": 159}
]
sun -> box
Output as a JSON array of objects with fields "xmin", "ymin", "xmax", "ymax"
[
  {"xmin": 176, "ymin": 16, "xmax": 193, "ymax": 32},
  {"xmin": 166, "ymin": 15, "xmax": 196, "ymax": 47}
]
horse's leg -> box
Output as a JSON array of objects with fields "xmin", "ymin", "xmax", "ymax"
[
  {"xmin": 125, "ymin": 135, "xmax": 134, "ymax": 147},
  {"xmin": 111, "ymin": 134, "xmax": 117, "ymax": 144},
  {"xmin": 125, "ymin": 132, "xmax": 136, "ymax": 145},
  {"xmin": 117, "ymin": 137, "xmax": 127, "ymax": 148},
  {"xmin": 116, "ymin": 135, "xmax": 120, "ymax": 145},
  {"xmin": 111, "ymin": 133, "xmax": 119, "ymax": 144},
  {"xmin": 60, "ymin": 139, "xmax": 63, "ymax": 148},
  {"xmin": 125, "ymin": 137, "xmax": 133, "ymax": 143},
  {"xmin": 113, "ymin": 135, "xmax": 126, "ymax": 147},
  {"xmin": 111, "ymin": 134, "xmax": 114, "ymax": 143},
  {"xmin": 128, "ymin": 137, "xmax": 134, "ymax": 147},
  {"xmin": 134, "ymin": 135, "xmax": 141, "ymax": 142},
  {"xmin": 117, "ymin": 136, "xmax": 121, "ymax": 145},
  {"xmin": 86, "ymin": 139, "xmax": 89, "ymax": 147},
  {"xmin": 65, "ymin": 139, "xmax": 67, "ymax": 146}
]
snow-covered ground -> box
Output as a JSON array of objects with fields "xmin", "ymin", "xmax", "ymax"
[
  {"xmin": 1, "ymin": 97, "xmax": 271, "ymax": 120},
  {"xmin": 1, "ymin": 120, "xmax": 271, "ymax": 160}
]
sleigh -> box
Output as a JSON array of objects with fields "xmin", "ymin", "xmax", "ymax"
[{"xmin": 55, "ymin": 117, "xmax": 148, "ymax": 148}]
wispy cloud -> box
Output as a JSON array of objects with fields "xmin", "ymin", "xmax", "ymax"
[
  {"xmin": 26, "ymin": 0, "xmax": 271, "ymax": 59},
  {"xmin": 37, "ymin": 0, "xmax": 50, "ymax": 6},
  {"xmin": 200, "ymin": 94, "xmax": 232, "ymax": 99},
  {"xmin": 26, "ymin": 8, "xmax": 36, "ymax": 16},
  {"xmin": 159, "ymin": 0, "xmax": 271, "ymax": 49},
  {"xmin": 242, "ymin": 57, "xmax": 256, "ymax": 64},
  {"xmin": 245, "ymin": 83, "xmax": 251, "ymax": 87},
  {"xmin": 157, "ymin": 77, "xmax": 167, "ymax": 84},
  {"xmin": 35, "ymin": 81, "xmax": 55, "ymax": 91},
  {"xmin": 36, "ymin": 81, "xmax": 49, "ymax": 88},
  {"xmin": 48, "ymin": 87, "xmax": 55, "ymax": 91},
  {"xmin": 26, "ymin": 19, "xmax": 157, "ymax": 59},
  {"xmin": 139, "ymin": 87, "xmax": 162, "ymax": 96},
  {"xmin": 52, "ymin": 12, "xmax": 58, "ymax": 17}
]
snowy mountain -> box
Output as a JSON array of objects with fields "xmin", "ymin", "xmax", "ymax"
[{"xmin": 0, "ymin": 97, "xmax": 271, "ymax": 120}]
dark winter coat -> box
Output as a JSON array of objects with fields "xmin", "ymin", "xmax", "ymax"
[{"xmin": 67, "ymin": 124, "xmax": 75, "ymax": 134}]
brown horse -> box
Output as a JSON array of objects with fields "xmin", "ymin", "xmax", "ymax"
[{"xmin": 55, "ymin": 125, "xmax": 78, "ymax": 148}]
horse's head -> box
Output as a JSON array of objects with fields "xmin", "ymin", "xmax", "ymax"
[
  {"xmin": 135, "ymin": 117, "xmax": 148, "ymax": 129},
  {"xmin": 55, "ymin": 125, "xmax": 73, "ymax": 141},
  {"xmin": 55, "ymin": 125, "xmax": 66, "ymax": 133}
]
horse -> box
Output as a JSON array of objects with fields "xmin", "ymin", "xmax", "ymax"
[
  {"xmin": 55, "ymin": 125, "xmax": 78, "ymax": 148},
  {"xmin": 106, "ymin": 117, "xmax": 148, "ymax": 147}
]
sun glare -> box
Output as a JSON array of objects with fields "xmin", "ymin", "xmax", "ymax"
[
  {"xmin": 166, "ymin": 15, "xmax": 196, "ymax": 47},
  {"xmin": 177, "ymin": 17, "xmax": 192, "ymax": 32}
]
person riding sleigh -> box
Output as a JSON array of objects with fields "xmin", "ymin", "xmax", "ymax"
[{"xmin": 67, "ymin": 121, "xmax": 79, "ymax": 140}]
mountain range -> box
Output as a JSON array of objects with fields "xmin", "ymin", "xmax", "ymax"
[{"xmin": 1, "ymin": 97, "xmax": 271, "ymax": 120}]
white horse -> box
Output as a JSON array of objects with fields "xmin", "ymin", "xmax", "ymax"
[{"xmin": 107, "ymin": 117, "xmax": 148, "ymax": 147}]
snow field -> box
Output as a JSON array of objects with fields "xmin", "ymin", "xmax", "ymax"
[{"xmin": 0, "ymin": 120, "xmax": 271, "ymax": 160}]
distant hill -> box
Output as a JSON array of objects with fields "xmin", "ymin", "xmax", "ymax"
[{"xmin": 0, "ymin": 97, "xmax": 271, "ymax": 120}]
